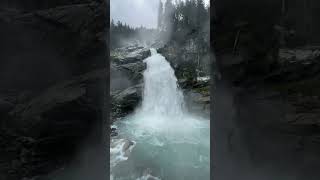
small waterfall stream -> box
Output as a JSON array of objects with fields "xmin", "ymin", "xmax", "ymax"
[{"xmin": 110, "ymin": 48, "xmax": 210, "ymax": 180}]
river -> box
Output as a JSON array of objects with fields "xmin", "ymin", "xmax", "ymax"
[{"xmin": 110, "ymin": 48, "xmax": 210, "ymax": 180}]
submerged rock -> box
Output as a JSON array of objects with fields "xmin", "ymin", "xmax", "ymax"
[{"xmin": 111, "ymin": 127, "xmax": 118, "ymax": 137}]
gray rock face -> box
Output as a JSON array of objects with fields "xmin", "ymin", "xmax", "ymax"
[
  {"xmin": 110, "ymin": 45, "xmax": 149, "ymax": 92},
  {"xmin": 111, "ymin": 84, "xmax": 143, "ymax": 121},
  {"xmin": 158, "ymin": 40, "xmax": 210, "ymax": 82},
  {"xmin": 213, "ymin": 3, "xmax": 320, "ymax": 177},
  {"xmin": 112, "ymin": 62, "xmax": 146, "ymax": 85},
  {"xmin": 0, "ymin": 2, "xmax": 106, "ymax": 91},
  {"xmin": 1, "ymin": 69, "xmax": 107, "ymax": 180},
  {"xmin": 111, "ymin": 47, "xmax": 151, "ymax": 65},
  {"xmin": 184, "ymin": 90, "xmax": 210, "ymax": 118},
  {"xmin": 215, "ymin": 44, "xmax": 320, "ymax": 179},
  {"xmin": 110, "ymin": 43, "xmax": 211, "ymax": 122},
  {"xmin": 0, "ymin": 1, "xmax": 107, "ymax": 179},
  {"xmin": 110, "ymin": 45, "xmax": 152, "ymax": 121},
  {"xmin": 279, "ymin": 48, "xmax": 320, "ymax": 64},
  {"xmin": 10, "ymin": 69, "xmax": 106, "ymax": 122}
]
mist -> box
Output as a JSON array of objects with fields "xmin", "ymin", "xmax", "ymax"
[
  {"xmin": 110, "ymin": 0, "xmax": 159, "ymax": 28},
  {"xmin": 111, "ymin": 0, "xmax": 209, "ymax": 29}
]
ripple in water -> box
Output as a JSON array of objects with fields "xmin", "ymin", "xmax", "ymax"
[{"xmin": 111, "ymin": 48, "xmax": 210, "ymax": 180}]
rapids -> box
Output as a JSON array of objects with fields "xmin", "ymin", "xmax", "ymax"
[{"xmin": 110, "ymin": 48, "xmax": 210, "ymax": 180}]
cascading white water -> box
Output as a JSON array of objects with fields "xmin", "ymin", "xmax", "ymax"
[
  {"xmin": 111, "ymin": 48, "xmax": 210, "ymax": 180},
  {"xmin": 140, "ymin": 48, "xmax": 185, "ymax": 119}
]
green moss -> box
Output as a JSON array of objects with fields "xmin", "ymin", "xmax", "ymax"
[{"xmin": 110, "ymin": 51, "xmax": 125, "ymax": 62}]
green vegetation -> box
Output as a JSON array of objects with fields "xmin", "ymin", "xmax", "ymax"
[
  {"xmin": 158, "ymin": 0, "xmax": 210, "ymax": 45},
  {"xmin": 110, "ymin": 20, "xmax": 158, "ymax": 49},
  {"xmin": 110, "ymin": 0, "xmax": 210, "ymax": 49}
]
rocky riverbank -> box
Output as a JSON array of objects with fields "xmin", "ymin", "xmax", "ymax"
[{"xmin": 110, "ymin": 43, "xmax": 210, "ymax": 126}]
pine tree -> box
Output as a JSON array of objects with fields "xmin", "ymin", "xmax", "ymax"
[
  {"xmin": 164, "ymin": 0, "xmax": 175, "ymax": 31},
  {"xmin": 110, "ymin": 19, "xmax": 115, "ymax": 31},
  {"xmin": 196, "ymin": 0, "xmax": 206, "ymax": 28},
  {"xmin": 157, "ymin": 0, "xmax": 163, "ymax": 30}
]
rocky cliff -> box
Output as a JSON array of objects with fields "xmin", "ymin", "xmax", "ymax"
[
  {"xmin": 213, "ymin": 1, "xmax": 320, "ymax": 179},
  {"xmin": 0, "ymin": 1, "xmax": 107, "ymax": 179},
  {"xmin": 110, "ymin": 42, "xmax": 210, "ymax": 126}
]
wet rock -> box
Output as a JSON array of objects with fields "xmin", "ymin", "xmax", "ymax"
[
  {"xmin": 121, "ymin": 62, "xmax": 146, "ymax": 74},
  {"xmin": 124, "ymin": 45, "xmax": 144, "ymax": 52},
  {"xmin": 110, "ymin": 139, "xmax": 135, "ymax": 169},
  {"xmin": 158, "ymin": 41, "xmax": 210, "ymax": 87},
  {"xmin": 111, "ymin": 84, "xmax": 143, "ymax": 120},
  {"xmin": 110, "ymin": 46, "xmax": 149, "ymax": 93},
  {"xmin": 139, "ymin": 168, "xmax": 161, "ymax": 180},
  {"xmin": 279, "ymin": 48, "xmax": 320, "ymax": 64},
  {"xmin": 151, "ymin": 41, "xmax": 165, "ymax": 50},
  {"xmin": 184, "ymin": 90, "xmax": 210, "ymax": 118},
  {"xmin": 111, "ymin": 47, "xmax": 151, "ymax": 65},
  {"xmin": 112, "ymin": 61, "xmax": 146, "ymax": 85},
  {"xmin": 122, "ymin": 140, "xmax": 135, "ymax": 157},
  {"xmin": 110, "ymin": 127, "xmax": 118, "ymax": 137}
]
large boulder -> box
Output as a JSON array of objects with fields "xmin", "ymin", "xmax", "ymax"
[
  {"xmin": 184, "ymin": 79, "xmax": 210, "ymax": 119},
  {"xmin": 111, "ymin": 84, "xmax": 143, "ymax": 121},
  {"xmin": 111, "ymin": 61, "xmax": 146, "ymax": 88},
  {"xmin": 110, "ymin": 46, "xmax": 149, "ymax": 92},
  {"xmin": 111, "ymin": 47, "xmax": 151, "ymax": 65}
]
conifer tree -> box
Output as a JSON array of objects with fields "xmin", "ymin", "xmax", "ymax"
[
  {"xmin": 164, "ymin": 0, "xmax": 175, "ymax": 31},
  {"xmin": 157, "ymin": 0, "xmax": 163, "ymax": 30}
]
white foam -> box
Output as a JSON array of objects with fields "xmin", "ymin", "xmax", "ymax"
[
  {"xmin": 110, "ymin": 139, "xmax": 136, "ymax": 169},
  {"xmin": 110, "ymin": 48, "xmax": 210, "ymax": 180},
  {"xmin": 136, "ymin": 174, "xmax": 161, "ymax": 180}
]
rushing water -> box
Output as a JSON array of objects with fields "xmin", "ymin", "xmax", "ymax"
[{"xmin": 110, "ymin": 48, "xmax": 210, "ymax": 180}]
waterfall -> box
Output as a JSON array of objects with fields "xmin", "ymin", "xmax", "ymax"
[
  {"xmin": 140, "ymin": 48, "xmax": 185, "ymax": 119},
  {"xmin": 129, "ymin": 49, "xmax": 207, "ymax": 140},
  {"xmin": 111, "ymin": 48, "xmax": 210, "ymax": 180}
]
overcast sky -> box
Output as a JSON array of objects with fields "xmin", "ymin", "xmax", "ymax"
[{"xmin": 111, "ymin": 0, "xmax": 210, "ymax": 29}]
